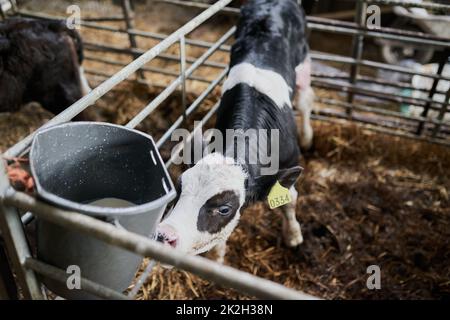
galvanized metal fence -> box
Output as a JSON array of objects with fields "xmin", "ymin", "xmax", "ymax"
[{"xmin": 0, "ymin": 0, "xmax": 449, "ymax": 300}]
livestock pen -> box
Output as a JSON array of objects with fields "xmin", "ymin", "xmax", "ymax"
[{"xmin": 0, "ymin": 0, "xmax": 449, "ymax": 300}]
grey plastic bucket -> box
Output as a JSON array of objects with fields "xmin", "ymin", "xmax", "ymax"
[{"xmin": 29, "ymin": 122, "xmax": 176, "ymax": 299}]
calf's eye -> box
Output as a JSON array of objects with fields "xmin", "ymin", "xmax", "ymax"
[{"xmin": 217, "ymin": 205, "xmax": 231, "ymax": 216}]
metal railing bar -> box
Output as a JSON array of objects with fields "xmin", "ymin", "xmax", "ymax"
[
  {"xmin": 310, "ymin": 113, "xmax": 450, "ymax": 147},
  {"xmin": 313, "ymin": 73, "xmax": 449, "ymax": 97},
  {"xmin": 16, "ymin": 10, "xmax": 128, "ymax": 31},
  {"xmin": 20, "ymin": 212, "xmax": 34, "ymax": 225},
  {"xmin": 417, "ymin": 54, "xmax": 449, "ymax": 135},
  {"xmin": 156, "ymin": 67, "xmax": 228, "ymax": 148},
  {"xmin": 128, "ymin": 260, "xmax": 156, "ymax": 298},
  {"xmin": 155, "ymin": 0, "xmax": 240, "ymax": 14},
  {"xmin": 0, "ymin": 162, "xmax": 42, "ymax": 299},
  {"xmin": 156, "ymin": 0, "xmax": 450, "ymax": 24},
  {"xmin": 129, "ymin": 28, "xmax": 232, "ymax": 52},
  {"xmin": 84, "ymin": 68, "xmax": 166, "ymax": 90},
  {"xmin": 180, "ymin": 35, "xmax": 188, "ymax": 122},
  {"xmin": 84, "ymin": 42, "xmax": 228, "ymax": 69},
  {"xmin": 432, "ymin": 89, "xmax": 450, "ymax": 138},
  {"xmin": 127, "ymin": 27, "xmax": 232, "ymax": 52},
  {"xmin": 308, "ymin": 22, "xmax": 450, "ymax": 48},
  {"xmin": 312, "ymin": 72, "xmax": 448, "ymax": 96},
  {"xmin": 84, "ymin": 54, "xmax": 213, "ymax": 83},
  {"xmin": 126, "ymin": 26, "xmax": 235, "ymax": 128},
  {"xmin": 24, "ymin": 258, "xmax": 130, "ymax": 300},
  {"xmin": 316, "ymin": 97, "xmax": 450, "ymax": 128},
  {"xmin": 4, "ymin": 0, "xmax": 233, "ymax": 158},
  {"xmin": 347, "ymin": 0, "xmax": 367, "ymax": 111},
  {"xmin": 159, "ymin": 0, "xmax": 450, "ymax": 13},
  {"xmin": 366, "ymin": 0, "xmax": 450, "ymax": 12},
  {"xmin": 312, "ymin": 78, "xmax": 444, "ymax": 111},
  {"xmin": 16, "ymin": 10, "xmax": 232, "ymax": 53},
  {"xmin": 4, "ymin": 190, "xmax": 318, "ymax": 300},
  {"xmin": 313, "ymin": 107, "xmax": 421, "ymax": 134},
  {"xmin": 307, "ymin": 16, "xmax": 450, "ymax": 44},
  {"xmin": 82, "ymin": 15, "xmax": 125, "ymax": 22},
  {"xmin": 310, "ymin": 51, "xmax": 450, "ymax": 82}
]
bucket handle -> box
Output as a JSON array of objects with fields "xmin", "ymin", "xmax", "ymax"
[
  {"xmin": 104, "ymin": 217, "xmax": 157, "ymax": 241},
  {"xmin": 103, "ymin": 217, "xmax": 126, "ymax": 230}
]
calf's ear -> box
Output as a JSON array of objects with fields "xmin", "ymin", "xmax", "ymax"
[{"xmin": 277, "ymin": 166, "xmax": 303, "ymax": 188}]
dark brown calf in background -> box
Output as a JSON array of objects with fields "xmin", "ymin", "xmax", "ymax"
[{"xmin": 0, "ymin": 18, "xmax": 91, "ymax": 116}]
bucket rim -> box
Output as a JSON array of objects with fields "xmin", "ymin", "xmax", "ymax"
[{"xmin": 29, "ymin": 121, "xmax": 176, "ymax": 217}]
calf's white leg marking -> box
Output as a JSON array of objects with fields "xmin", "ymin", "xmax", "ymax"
[
  {"xmin": 281, "ymin": 186, "xmax": 303, "ymax": 247},
  {"xmin": 295, "ymin": 57, "xmax": 314, "ymax": 150},
  {"xmin": 222, "ymin": 62, "xmax": 293, "ymax": 109},
  {"xmin": 212, "ymin": 240, "xmax": 227, "ymax": 264}
]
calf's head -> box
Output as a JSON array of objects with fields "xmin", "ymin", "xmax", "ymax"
[{"xmin": 156, "ymin": 153, "xmax": 246, "ymax": 255}]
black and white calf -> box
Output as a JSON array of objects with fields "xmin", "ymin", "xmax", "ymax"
[
  {"xmin": 0, "ymin": 18, "xmax": 91, "ymax": 115},
  {"xmin": 157, "ymin": 0, "xmax": 314, "ymax": 260}
]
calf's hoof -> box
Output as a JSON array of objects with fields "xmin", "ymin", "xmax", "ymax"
[
  {"xmin": 300, "ymin": 130, "xmax": 314, "ymax": 151},
  {"xmin": 283, "ymin": 222, "xmax": 304, "ymax": 247},
  {"xmin": 284, "ymin": 232, "xmax": 304, "ymax": 247}
]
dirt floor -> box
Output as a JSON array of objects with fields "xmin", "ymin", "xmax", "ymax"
[{"xmin": 1, "ymin": 1, "xmax": 449, "ymax": 300}]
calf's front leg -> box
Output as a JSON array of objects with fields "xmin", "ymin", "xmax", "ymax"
[
  {"xmin": 212, "ymin": 240, "xmax": 227, "ymax": 264},
  {"xmin": 281, "ymin": 186, "xmax": 303, "ymax": 247}
]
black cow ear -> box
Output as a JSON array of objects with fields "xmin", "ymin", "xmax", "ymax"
[
  {"xmin": 277, "ymin": 166, "xmax": 303, "ymax": 188},
  {"xmin": 176, "ymin": 175, "xmax": 182, "ymax": 194}
]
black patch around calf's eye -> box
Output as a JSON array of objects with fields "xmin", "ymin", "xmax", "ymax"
[{"xmin": 197, "ymin": 191, "xmax": 240, "ymax": 234}]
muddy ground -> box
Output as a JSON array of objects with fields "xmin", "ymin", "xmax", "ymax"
[{"xmin": 1, "ymin": 1, "xmax": 449, "ymax": 299}]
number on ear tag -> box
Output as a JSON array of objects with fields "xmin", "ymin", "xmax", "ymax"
[{"xmin": 267, "ymin": 181, "xmax": 292, "ymax": 209}]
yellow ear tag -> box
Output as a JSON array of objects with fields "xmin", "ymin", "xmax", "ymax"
[{"xmin": 267, "ymin": 181, "xmax": 292, "ymax": 209}]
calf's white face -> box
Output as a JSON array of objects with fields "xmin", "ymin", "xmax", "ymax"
[{"xmin": 156, "ymin": 153, "xmax": 246, "ymax": 255}]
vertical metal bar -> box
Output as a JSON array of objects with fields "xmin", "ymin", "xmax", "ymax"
[
  {"xmin": 10, "ymin": 0, "xmax": 17, "ymax": 13},
  {"xmin": 128, "ymin": 260, "xmax": 156, "ymax": 298},
  {"xmin": 347, "ymin": 0, "xmax": 367, "ymax": 116},
  {"xmin": 0, "ymin": 161, "xmax": 42, "ymax": 300},
  {"xmin": 417, "ymin": 52, "xmax": 449, "ymax": 135},
  {"xmin": 120, "ymin": 0, "xmax": 146, "ymax": 82},
  {"xmin": 25, "ymin": 258, "xmax": 129, "ymax": 300},
  {"xmin": 432, "ymin": 88, "xmax": 450, "ymax": 138},
  {"xmin": 180, "ymin": 35, "xmax": 188, "ymax": 124}
]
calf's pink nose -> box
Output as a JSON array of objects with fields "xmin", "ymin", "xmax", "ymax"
[{"xmin": 156, "ymin": 224, "xmax": 178, "ymax": 248}]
